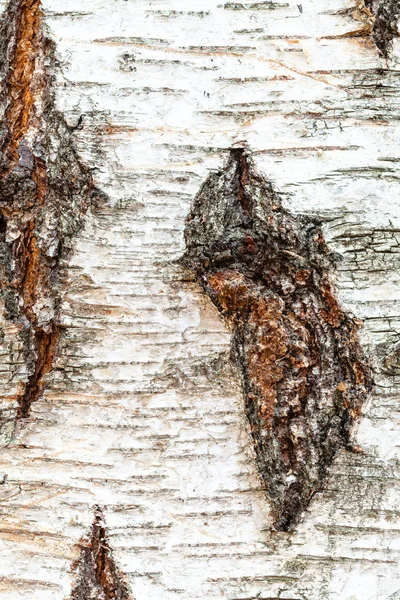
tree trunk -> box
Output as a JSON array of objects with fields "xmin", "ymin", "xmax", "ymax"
[{"xmin": 0, "ymin": 0, "xmax": 399, "ymax": 599}]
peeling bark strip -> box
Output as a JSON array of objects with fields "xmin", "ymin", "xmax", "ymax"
[
  {"xmin": 183, "ymin": 150, "xmax": 373, "ymax": 531},
  {"xmin": 365, "ymin": 0, "xmax": 400, "ymax": 57},
  {"xmin": 0, "ymin": 0, "xmax": 103, "ymax": 424},
  {"xmin": 69, "ymin": 508, "xmax": 132, "ymax": 600}
]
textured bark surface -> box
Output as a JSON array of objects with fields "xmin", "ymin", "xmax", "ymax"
[
  {"xmin": 183, "ymin": 149, "xmax": 372, "ymax": 530},
  {"xmin": 0, "ymin": 0, "xmax": 103, "ymax": 439},
  {"xmin": 69, "ymin": 508, "xmax": 132, "ymax": 600},
  {"xmin": 0, "ymin": 0, "xmax": 399, "ymax": 599},
  {"xmin": 366, "ymin": 0, "xmax": 400, "ymax": 56}
]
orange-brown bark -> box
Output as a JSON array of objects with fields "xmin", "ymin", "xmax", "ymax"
[{"xmin": 0, "ymin": 0, "xmax": 42, "ymax": 175}]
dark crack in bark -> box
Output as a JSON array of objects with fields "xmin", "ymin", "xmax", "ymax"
[
  {"xmin": 0, "ymin": 0, "xmax": 104, "ymax": 430},
  {"xmin": 365, "ymin": 0, "xmax": 400, "ymax": 57},
  {"xmin": 69, "ymin": 507, "xmax": 132, "ymax": 600},
  {"xmin": 183, "ymin": 149, "xmax": 373, "ymax": 531}
]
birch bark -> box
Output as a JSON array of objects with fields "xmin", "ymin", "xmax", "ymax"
[{"xmin": 0, "ymin": 1, "xmax": 399, "ymax": 599}]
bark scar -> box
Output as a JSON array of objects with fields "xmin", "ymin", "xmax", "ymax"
[
  {"xmin": 0, "ymin": 0, "xmax": 105, "ymax": 427},
  {"xmin": 68, "ymin": 507, "xmax": 133, "ymax": 600},
  {"xmin": 183, "ymin": 149, "xmax": 373, "ymax": 531}
]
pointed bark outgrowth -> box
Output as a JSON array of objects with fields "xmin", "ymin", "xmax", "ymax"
[
  {"xmin": 365, "ymin": 0, "xmax": 400, "ymax": 57},
  {"xmin": 69, "ymin": 507, "xmax": 132, "ymax": 600},
  {"xmin": 0, "ymin": 0, "xmax": 104, "ymax": 425},
  {"xmin": 183, "ymin": 150, "xmax": 373, "ymax": 531}
]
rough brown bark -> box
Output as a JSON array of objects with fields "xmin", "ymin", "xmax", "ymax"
[{"xmin": 183, "ymin": 149, "xmax": 373, "ymax": 530}]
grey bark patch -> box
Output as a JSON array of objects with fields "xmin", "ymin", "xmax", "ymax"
[{"xmin": 182, "ymin": 149, "xmax": 373, "ymax": 531}]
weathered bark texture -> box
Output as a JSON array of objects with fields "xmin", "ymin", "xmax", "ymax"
[
  {"xmin": 0, "ymin": 0, "xmax": 103, "ymax": 440},
  {"xmin": 183, "ymin": 149, "xmax": 372, "ymax": 530},
  {"xmin": 0, "ymin": 0, "xmax": 399, "ymax": 599},
  {"xmin": 366, "ymin": 0, "xmax": 400, "ymax": 56}
]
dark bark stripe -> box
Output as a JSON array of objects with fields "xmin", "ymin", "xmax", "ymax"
[
  {"xmin": 183, "ymin": 149, "xmax": 373, "ymax": 531},
  {"xmin": 69, "ymin": 507, "xmax": 132, "ymax": 600},
  {"xmin": 0, "ymin": 0, "xmax": 104, "ymax": 427}
]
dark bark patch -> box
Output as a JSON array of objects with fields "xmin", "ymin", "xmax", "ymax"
[
  {"xmin": 183, "ymin": 149, "xmax": 373, "ymax": 531},
  {"xmin": 69, "ymin": 507, "xmax": 132, "ymax": 600},
  {"xmin": 0, "ymin": 0, "xmax": 105, "ymax": 426},
  {"xmin": 365, "ymin": 0, "xmax": 400, "ymax": 57}
]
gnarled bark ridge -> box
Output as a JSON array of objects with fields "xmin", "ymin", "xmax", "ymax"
[{"xmin": 183, "ymin": 149, "xmax": 373, "ymax": 530}]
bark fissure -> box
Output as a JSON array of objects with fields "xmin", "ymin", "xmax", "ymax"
[
  {"xmin": 0, "ymin": 0, "xmax": 104, "ymax": 428},
  {"xmin": 69, "ymin": 508, "xmax": 132, "ymax": 600},
  {"xmin": 183, "ymin": 149, "xmax": 373, "ymax": 531}
]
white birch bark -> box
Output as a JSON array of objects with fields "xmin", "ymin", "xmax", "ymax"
[{"xmin": 0, "ymin": 1, "xmax": 399, "ymax": 599}]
